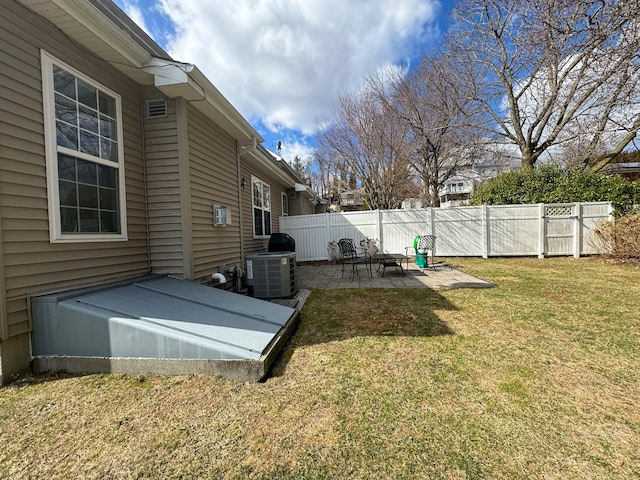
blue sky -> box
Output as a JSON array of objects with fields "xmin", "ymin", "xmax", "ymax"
[{"xmin": 113, "ymin": 0, "xmax": 455, "ymax": 167}]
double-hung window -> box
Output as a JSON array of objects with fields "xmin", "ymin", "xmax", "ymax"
[
  {"xmin": 41, "ymin": 51, "xmax": 127, "ymax": 242},
  {"xmin": 252, "ymin": 177, "xmax": 271, "ymax": 237},
  {"xmin": 281, "ymin": 192, "xmax": 289, "ymax": 217}
]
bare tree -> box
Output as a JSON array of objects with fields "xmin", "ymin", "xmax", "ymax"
[
  {"xmin": 448, "ymin": 0, "xmax": 640, "ymax": 171},
  {"xmin": 311, "ymin": 148, "xmax": 344, "ymax": 202},
  {"xmin": 315, "ymin": 81, "xmax": 417, "ymax": 210},
  {"xmin": 290, "ymin": 155, "xmax": 306, "ymax": 177},
  {"xmin": 389, "ymin": 54, "xmax": 483, "ymax": 206}
]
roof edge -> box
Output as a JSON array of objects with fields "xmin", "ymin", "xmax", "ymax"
[
  {"xmin": 20, "ymin": 0, "xmax": 263, "ymax": 144},
  {"xmin": 20, "ymin": 0, "xmax": 153, "ymax": 67}
]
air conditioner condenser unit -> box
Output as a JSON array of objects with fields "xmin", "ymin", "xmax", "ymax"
[{"xmin": 246, "ymin": 252, "xmax": 297, "ymax": 299}]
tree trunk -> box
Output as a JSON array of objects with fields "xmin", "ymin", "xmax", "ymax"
[{"xmin": 521, "ymin": 148, "xmax": 535, "ymax": 171}]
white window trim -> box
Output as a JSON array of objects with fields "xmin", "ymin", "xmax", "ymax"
[
  {"xmin": 281, "ymin": 192, "xmax": 289, "ymax": 216},
  {"xmin": 41, "ymin": 50, "xmax": 128, "ymax": 243},
  {"xmin": 251, "ymin": 176, "xmax": 271, "ymax": 238}
]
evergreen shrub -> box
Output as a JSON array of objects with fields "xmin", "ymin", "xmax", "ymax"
[{"xmin": 470, "ymin": 165, "xmax": 639, "ymax": 216}]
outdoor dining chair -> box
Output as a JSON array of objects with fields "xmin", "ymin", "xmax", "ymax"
[
  {"xmin": 338, "ymin": 238, "xmax": 372, "ymax": 280},
  {"xmin": 405, "ymin": 234, "xmax": 436, "ymax": 270}
]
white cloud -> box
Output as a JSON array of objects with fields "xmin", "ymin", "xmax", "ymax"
[
  {"xmin": 155, "ymin": 0, "xmax": 441, "ymax": 135},
  {"xmin": 116, "ymin": 0, "xmax": 176, "ymax": 51},
  {"xmin": 118, "ymin": 0, "xmax": 151, "ymax": 37},
  {"xmin": 276, "ymin": 134, "xmax": 317, "ymax": 169}
]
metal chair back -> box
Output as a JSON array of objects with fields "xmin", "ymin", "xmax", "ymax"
[
  {"xmin": 337, "ymin": 238, "xmax": 371, "ymax": 279},
  {"xmin": 416, "ymin": 235, "xmax": 436, "ymax": 253},
  {"xmin": 338, "ymin": 238, "xmax": 357, "ymax": 260},
  {"xmin": 406, "ymin": 235, "xmax": 437, "ymax": 270}
]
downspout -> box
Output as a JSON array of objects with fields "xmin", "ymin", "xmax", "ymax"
[
  {"xmin": 236, "ymin": 140, "xmax": 246, "ymax": 268},
  {"xmin": 236, "ymin": 137, "xmax": 258, "ymax": 291},
  {"xmin": 140, "ymin": 86, "xmax": 152, "ymax": 274},
  {"xmin": 176, "ymin": 98, "xmax": 193, "ymax": 280},
  {"xmin": 0, "ymin": 201, "xmax": 7, "ymax": 341}
]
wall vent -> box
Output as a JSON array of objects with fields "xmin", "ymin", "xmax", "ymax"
[
  {"xmin": 145, "ymin": 98, "xmax": 168, "ymax": 118},
  {"xmin": 213, "ymin": 205, "xmax": 230, "ymax": 226}
]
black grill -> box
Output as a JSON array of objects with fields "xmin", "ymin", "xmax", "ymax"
[{"xmin": 268, "ymin": 233, "xmax": 295, "ymax": 252}]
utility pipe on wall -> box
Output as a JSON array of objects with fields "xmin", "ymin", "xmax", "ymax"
[{"xmin": 211, "ymin": 273, "xmax": 226, "ymax": 284}]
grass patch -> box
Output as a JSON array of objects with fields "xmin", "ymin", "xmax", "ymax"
[{"xmin": 1, "ymin": 257, "xmax": 639, "ymax": 479}]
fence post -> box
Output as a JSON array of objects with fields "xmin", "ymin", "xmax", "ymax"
[
  {"xmin": 325, "ymin": 212, "xmax": 331, "ymax": 259},
  {"xmin": 377, "ymin": 209, "xmax": 384, "ymax": 251},
  {"xmin": 573, "ymin": 203, "xmax": 582, "ymax": 258},
  {"xmin": 482, "ymin": 205, "xmax": 489, "ymax": 258},
  {"xmin": 538, "ymin": 203, "xmax": 546, "ymax": 259},
  {"xmin": 430, "ymin": 207, "xmax": 436, "ymax": 237}
]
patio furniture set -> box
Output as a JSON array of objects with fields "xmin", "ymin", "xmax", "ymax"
[{"xmin": 337, "ymin": 235, "xmax": 436, "ymax": 281}]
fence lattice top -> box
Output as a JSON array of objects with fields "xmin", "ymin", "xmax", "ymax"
[{"xmin": 545, "ymin": 206, "xmax": 573, "ymax": 217}]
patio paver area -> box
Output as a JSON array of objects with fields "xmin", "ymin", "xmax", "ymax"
[{"xmin": 296, "ymin": 260, "xmax": 493, "ymax": 290}]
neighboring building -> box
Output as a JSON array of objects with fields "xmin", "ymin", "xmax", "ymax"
[
  {"xmin": 602, "ymin": 162, "xmax": 640, "ymax": 181},
  {"xmin": 320, "ymin": 188, "xmax": 365, "ymax": 213},
  {"xmin": 399, "ymin": 146, "xmax": 520, "ymax": 210},
  {"xmin": 338, "ymin": 188, "xmax": 365, "ymax": 212},
  {"xmin": 401, "ymin": 159, "xmax": 516, "ymax": 210},
  {"xmin": 439, "ymin": 157, "xmax": 517, "ymax": 208},
  {"xmin": 0, "ymin": 0, "xmax": 316, "ymax": 382},
  {"xmin": 439, "ymin": 153, "xmax": 519, "ymax": 208},
  {"xmin": 440, "ymin": 172, "xmax": 473, "ymax": 208}
]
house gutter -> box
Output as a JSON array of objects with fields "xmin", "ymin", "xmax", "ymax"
[
  {"xmin": 151, "ymin": 65, "xmax": 262, "ymax": 144},
  {"xmin": 244, "ymin": 144, "xmax": 311, "ymax": 191},
  {"xmin": 20, "ymin": 0, "xmax": 153, "ymax": 68},
  {"xmin": 21, "ymin": 0, "xmax": 263, "ymax": 147},
  {"xmin": 244, "ymin": 149, "xmax": 298, "ymax": 187}
]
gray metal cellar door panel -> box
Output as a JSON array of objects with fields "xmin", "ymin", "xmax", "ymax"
[{"xmin": 31, "ymin": 276, "xmax": 297, "ymax": 361}]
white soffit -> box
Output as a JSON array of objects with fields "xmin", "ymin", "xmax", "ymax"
[
  {"xmin": 20, "ymin": 0, "xmax": 154, "ymax": 84},
  {"xmin": 21, "ymin": 0, "xmax": 263, "ymax": 143}
]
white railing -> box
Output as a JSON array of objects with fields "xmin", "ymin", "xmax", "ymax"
[{"xmin": 279, "ymin": 202, "xmax": 613, "ymax": 262}]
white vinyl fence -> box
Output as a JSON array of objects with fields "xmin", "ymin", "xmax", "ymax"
[{"xmin": 279, "ymin": 202, "xmax": 613, "ymax": 262}]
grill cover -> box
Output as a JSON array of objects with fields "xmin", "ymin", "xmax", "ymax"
[{"xmin": 268, "ymin": 232, "xmax": 295, "ymax": 252}]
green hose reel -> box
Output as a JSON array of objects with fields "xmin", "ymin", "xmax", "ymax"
[{"xmin": 413, "ymin": 235, "xmax": 427, "ymax": 268}]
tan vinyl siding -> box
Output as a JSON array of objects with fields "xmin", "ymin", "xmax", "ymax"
[
  {"xmin": 7, "ymin": 298, "xmax": 29, "ymax": 339},
  {"xmin": 0, "ymin": 2, "xmax": 149, "ymax": 339},
  {"xmin": 187, "ymin": 107, "xmax": 241, "ymax": 280},
  {"xmin": 298, "ymin": 195, "xmax": 315, "ymax": 215},
  {"xmin": 239, "ymin": 161, "xmax": 290, "ymax": 257},
  {"xmin": 286, "ymin": 188, "xmax": 316, "ymax": 216},
  {"xmin": 288, "ymin": 191, "xmax": 304, "ymax": 216},
  {"xmin": 144, "ymin": 95, "xmax": 184, "ymax": 275}
]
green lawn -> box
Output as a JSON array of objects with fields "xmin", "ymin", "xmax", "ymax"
[{"xmin": 1, "ymin": 257, "xmax": 639, "ymax": 479}]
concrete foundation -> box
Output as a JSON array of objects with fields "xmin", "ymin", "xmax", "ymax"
[{"xmin": 0, "ymin": 332, "xmax": 31, "ymax": 384}]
